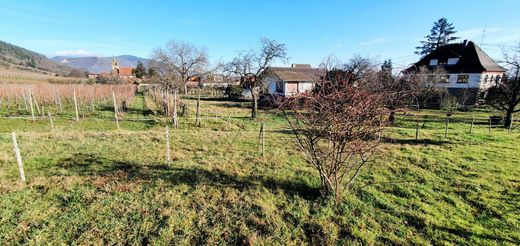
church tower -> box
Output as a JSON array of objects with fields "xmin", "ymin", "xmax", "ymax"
[{"xmin": 111, "ymin": 57, "xmax": 119, "ymax": 75}]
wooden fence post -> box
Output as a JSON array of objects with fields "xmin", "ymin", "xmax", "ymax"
[
  {"xmin": 444, "ymin": 118, "xmax": 449, "ymax": 138},
  {"xmin": 48, "ymin": 111, "xmax": 55, "ymax": 131},
  {"xmin": 112, "ymin": 91, "xmax": 120, "ymax": 130},
  {"xmin": 509, "ymin": 114, "xmax": 513, "ymax": 134},
  {"xmin": 166, "ymin": 126, "xmax": 171, "ymax": 164},
  {"xmin": 11, "ymin": 132, "xmax": 26, "ymax": 182},
  {"xmin": 73, "ymin": 90, "xmax": 79, "ymax": 122}
]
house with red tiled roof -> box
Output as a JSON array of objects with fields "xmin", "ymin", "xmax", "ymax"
[{"xmin": 110, "ymin": 58, "xmax": 135, "ymax": 79}]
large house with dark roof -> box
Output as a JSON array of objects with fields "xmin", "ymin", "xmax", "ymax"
[
  {"xmin": 262, "ymin": 64, "xmax": 321, "ymax": 97},
  {"xmin": 406, "ymin": 40, "xmax": 506, "ymax": 103}
]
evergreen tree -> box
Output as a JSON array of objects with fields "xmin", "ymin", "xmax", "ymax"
[
  {"xmin": 132, "ymin": 61, "xmax": 147, "ymax": 78},
  {"xmin": 381, "ymin": 59, "xmax": 393, "ymax": 73},
  {"xmin": 415, "ymin": 18, "xmax": 458, "ymax": 57}
]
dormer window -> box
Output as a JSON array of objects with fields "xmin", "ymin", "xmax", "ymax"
[
  {"xmin": 429, "ymin": 59, "xmax": 438, "ymax": 66},
  {"xmin": 447, "ymin": 58, "xmax": 459, "ymax": 65}
]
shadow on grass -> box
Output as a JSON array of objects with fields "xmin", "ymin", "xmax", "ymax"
[
  {"xmin": 382, "ymin": 137, "xmax": 450, "ymax": 146},
  {"xmin": 432, "ymin": 225, "xmax": 519, "ymax": 244},
  {"xmin": 55, "ymin": 153, "xmax": 321, "ymax": 200}
]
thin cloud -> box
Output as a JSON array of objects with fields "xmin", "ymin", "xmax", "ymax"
[
  {"xmin": 359, "ymin": 38, "xmax": 388, "ymax": 46},
  {"xmin": 54, "ymin": 49, "xmax": 99, "ymax": 57}
]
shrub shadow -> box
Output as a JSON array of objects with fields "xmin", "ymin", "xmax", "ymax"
[{"xmin": 54, "ymin": 153, "xmax": 320, "ymax": 200}]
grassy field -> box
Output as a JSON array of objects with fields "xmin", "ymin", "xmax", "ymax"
[{"xmin": 0, "ymin": 93, "xmax": 519, "ymax": 245}]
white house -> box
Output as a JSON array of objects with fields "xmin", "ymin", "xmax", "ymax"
[
  {"xmin": 406, "ymin": 40, "xmax": 506, "ymax": 103},
  {"xmin": 262, "ymin": 64, "xmax": 321, "ymax": 97}
]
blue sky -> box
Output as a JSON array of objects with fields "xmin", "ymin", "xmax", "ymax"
[{"xmin": 1, "ymin": 0, "xmax": 519, "ymax": 70}]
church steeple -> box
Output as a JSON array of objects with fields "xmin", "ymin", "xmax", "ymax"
[{"xmin": 112, "ymin": 57, "xmax": 119, "ymax": 71}]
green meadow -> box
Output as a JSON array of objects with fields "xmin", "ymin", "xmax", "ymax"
[{"xmin": 0, "ymin": 94, "xmax": 519, "ymax": 245}]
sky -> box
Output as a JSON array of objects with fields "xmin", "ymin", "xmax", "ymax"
[{"xmin": 1, "ymin": 0, "xmax": 519, "ymax": 71}]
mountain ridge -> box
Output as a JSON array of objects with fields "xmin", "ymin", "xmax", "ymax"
[{"xmin": 51, "ymin": 55, "xmax": 149, "ymax": 74}]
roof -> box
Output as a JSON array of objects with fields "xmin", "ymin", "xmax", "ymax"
[
  {"xmin": 407, "ymin": 40, "xmax": 506, "ymax": 73},
  {"xmin": 118, "ymin": 67, "xmax": 134, "ymax": 76},
  {"xmin": 266, "ymin": 66, "xmax": 322, "ymax": 82}
]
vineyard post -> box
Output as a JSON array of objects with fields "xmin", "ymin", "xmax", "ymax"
[
  {"xmin": 195, "ymin": 87, "xmax": 201, "ymax": 127},
  {"xmin": 508, "ymin": 114, "xmax": 513, "ymax": 134},
  {"xmin": 166, "ymin": 126, "xmax": 171, "ymax": 164},
  {"xmin": 29, "ymin": 91, "xmax": 35, "ymax": 121},
  {"xmin": 73, "ymin": 90, "xmax": 79, "ymax": 122},
  {"xmin": 48, "ymin": 111, "xmax": 55, "ymax": 131},
  {"xmin": 227, "ymin": 114, "xmax": 231, "ymax": 130},
  {"xmin": 31, "ymin": 93, "xmax": 41, "ymax": 116},
  {"xmin": 11, "ymin": 132, "xmax": 26, "ymax": 182},
  {"xmin": 112, "ymin": 91, "xmax": 120, "ymax": 130},
  {"xmin": 173, "ymin": 90, "xmax": 178, "ymax": 128}
]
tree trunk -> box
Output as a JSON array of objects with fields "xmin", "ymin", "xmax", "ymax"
[
  {"xmin": 504, "ymin": 107, "xmax": 514, "ymax": 128},
  {"xmin": 250, "ymin": 87, "xmax": 258, "ymax": 119},
  {"xmin": 388, "ymin": 111, "xmax": 396, "ymax": 124}
]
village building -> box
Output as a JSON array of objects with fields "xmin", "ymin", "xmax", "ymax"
[
  {"xmin": 406, "ymin": 40, "xmax": 506, "ymax": 103},
  {"xmin": 110, "ymin": 57, "xmax": 135, "ymax": 79},
  {"xmin": 262, "ymin": 64, "xmax": 321, "ymax": 97}
]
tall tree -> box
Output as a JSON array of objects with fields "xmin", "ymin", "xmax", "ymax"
[
  {"xmin": 226, "ymin": 38, "xmax": 288, "ymax": 118},
  {"xmin": 132, "ymin": 61, "xmax": 147, "ymax": 79},
  {"xmin": 415, "ymin": 18, "xmax": 458, "ymax": 57},
  {"xmin": 381, "ymin": 59, "xmax": 393, "ymax": 73},
  {"xmin": 486, "ymin": 45, "xmax": 520, "ymax": 127},
  {"xmin": 150, "ymin": 40, "xmax": 209, "ymax": 93}
]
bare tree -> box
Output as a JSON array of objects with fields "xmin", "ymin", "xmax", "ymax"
[
  {"xmin": 150, "ymin": 40, "xmax": 209, "ymax": 93},
  {"xmin": 408, "ymin": 66, "xmax": 448, "ymax": 109},
  {"xmin": 279, "ymin": 73, "xmax": 388, "ymax": 201},
  {"xmin": 226, "ymin": 38, "xmax": 288, "ymax": 118},
  {"xmin": 486, "ymin": 45, "xmax": 520, "ymax": 127}
]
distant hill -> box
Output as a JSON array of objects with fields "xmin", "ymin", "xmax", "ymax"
[
  {"xmin": 51, "ymin": 55, "xmax": 149, "ymax": 74},
  {"xmin": 0, "ymin": 40, "xmax": 86, "ymax": 77}
]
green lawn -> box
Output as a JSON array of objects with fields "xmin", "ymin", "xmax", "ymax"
[{"xmin": 0, "ymin": 94, "xmax": 519, "ymax": 245}]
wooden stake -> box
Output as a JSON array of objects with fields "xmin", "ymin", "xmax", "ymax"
[
  {"xmin": 73, "ymin": 90, "xmax": 79, "ymax": 122},
  {"xmin": 258, "ymin": 123, "xmax": 265, "ymax": 157},
  {"xmin": 48, "ymin": 111, "xmax": 55, "ymax": 131},
  {"xmin": 509, "ymin": 114, "xmax": 513, "ymax": 134},
  {"xmin": 112, "ymin": 91, "xmax": 120, "ymax": 130},
  {"xmin": 166, "ymin": 126, "xmax": 171, "ymax": 164},
  {"xmin": 11, "ymin": 132, "xmax": 26, "ymax": 182}
]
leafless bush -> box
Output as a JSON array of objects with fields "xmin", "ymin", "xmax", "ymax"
[{"xmin": 279, "ymin": 75, "xmax": 388, "ymax": 201}]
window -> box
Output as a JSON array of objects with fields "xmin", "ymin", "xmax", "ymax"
[
  {"xmin": 429, "ymin": 59, "xmax": 438, "ymax": 66},
  {"xmin": 447, "ymin": 58, "xmax": 460, "ymax": 65},
  {"xmin": 441, "ymin": 75, "xmax": 450, "ymax": 83},
  {"xmin": 457, "ymin": 75, "xmax": 469, "ymax": 83},
  {"xmin": 483, "ymin": 75, "xmax": 489, "ymax": 83},
  {"xmin": 490, "ymin": 75, "xmax": 494, "ymax": 83},
  {"xmin": 275, "ymin": 81, "xmax": 284, "ymax": 93}
]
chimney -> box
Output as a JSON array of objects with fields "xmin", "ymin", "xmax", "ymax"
[{"xmin": 463, "ymin": 40, "xmax": 468, "ymax": 46}]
